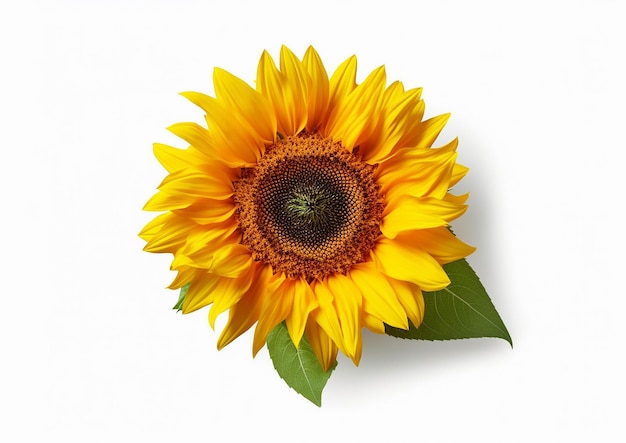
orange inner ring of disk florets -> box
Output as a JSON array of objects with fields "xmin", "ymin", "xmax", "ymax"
[{"xmin": 234, "ymin": 132, "xmax": 384, "ymax": 280}]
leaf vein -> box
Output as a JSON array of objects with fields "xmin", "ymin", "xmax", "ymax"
[{"xmin": 443, "ymin": 287, "xmax": 509, "ymax": 337}]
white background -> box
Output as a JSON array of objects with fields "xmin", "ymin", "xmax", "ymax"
[{"xmin": 1, "ymin": 0, "xmax": 624, "ymax": 441}]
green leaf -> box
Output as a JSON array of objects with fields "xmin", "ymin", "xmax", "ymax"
[
  {"xmin": 173, "ymin": 283, "xmax": 189, "ymax": 312},
  {"xmin": 266, "ymin": 322, "xmax": 337, "ymax": 407},
  {"xmin": 385, "ymin": 259, "xmax": 512, "ymax": 345}
]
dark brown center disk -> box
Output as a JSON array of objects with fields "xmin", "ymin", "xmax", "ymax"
[{"xmin": 233, "ymin": 132, "xmax": 384, "ymax": 280}]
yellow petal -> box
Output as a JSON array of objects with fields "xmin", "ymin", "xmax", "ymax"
[
  {"xmin": 450, "ymin": 162, "xmax": 469, "ymax": 187},
  {"xmin": 361, "ymin": 85, "xmax": 424, "ymax": 162},
  {"xmin": 167, "ymin": 122, "xmax": 214, "ymax": 156},
  {"xmin": 324, "ymin": 65, "xmax": 386, "ymax": 149},
  {"xmin": 208, "ymin": 269, "xmax": 254, "ymax": 329},
  {"xmin": 432, "ymin": 137, "xmax": 459, "ymax": 154},
  {"xmin": 305, "ymin": 320, "xmax": 338, "ymax": 372},
  {"xmin": 175, "ymin": 221, "xmax": 238, "ymax": 263},
  {"xmin": 180, "ymin": 91, "xmax": 262, "ymax": 166},
  {"xmin": 381, "ymin": 196, "xmax": 468, "ymax": 239},
  {"xmin": 327, "ymin": 55, "xmax": 357, "ymax": 116},
  {"xmin": 213, "ymin": 67, "xmax": 276, "ymax": 144},
  {"xmin": 167, "ymin": 266, "xmax": 198, "ymax": 290},
  {"xmin": 253, "ymin": 273, "xmax": 293, "ymax": 355},
  {"xmin": 285, "ymin": 277, "xmax": 317, "ymax": 348},
  {"xmin": 197, "ymin": 243, "xmax": 252, "ymax": 278},
  {"xmin": 413, "ymin": 113, "xmax": 451, "ymax": 148},
  {"xmin": 217, "ymin": 263, "xmax": 272, "ymax": 349},
  {"xmin": 444, "ymin": 192, "xmax": 469, "ymax": 205},
  {"xmin": 372, "ymin": 235, "xmax": 450, "ymax": 291},
  {"xmin": 153, "ymin": 143, "xmax": 210, "ymax": 173},
  {"xmin": 349, "ymin": 262, "xmax": 408, "ymax": 329},
  {"xmin": 377, "ymin": 145, "xmax": 457, "ymax": 201},
  {"xmin": 256, "ymin": 49, "xmax": 306, "ymax": 137},
  {"xmin": 362, "ymin": 313, "xmax": 386, "ymax": 334},
  {"xmin": 157, "ymin": 167, "xmax": 233, "ymax": 200},
  {"xmin": 387, "ymin": 277, "xmax": 425, "ymax": 328},
  {"xmin": 392, "ymin": 100, "xmax": 426, "ymax": 151},
  {"xmin": 310, "ymin": 279, "xmax": 349, "ymax": 358},
  {"xmin": 182, "ymin": 271, "xmax": 221, "ymax": 313},
  {"xmin": 204, "ymin": 101, "xmax": 264, "ymax": 164},
  {"xmin": 256, "ymin": 51, "xmax": 287, "ymax": 133},
  {"xmin": 413, "ymin": 227, "xmax": 476, "ymax": 264},
  {"xmin": 325, "ymin": 274, "xmax": 362, "ymax": 364},
  {"xmin": 381, "ymin": 80, "xmax": 407, "ymax": 105},
  {"xmin": 173, "ymin": 199, "xmax": 236, "ymax": 225},
  {"xmin": 302, "ymin": 46, "xmax": 329, "ymax": 131},
  {"xmin": 143, "ymin": 190, "xmax": 193, "ymax": 212},
  {"xmin": 141, "ymin": 213, "xmax": 194, "ymax": 253},
  {"xmin": 279, "ymin": 45, "xmax": 308, "ymax": 134},
  {"xmin": 139, "ymin": 212, "xmax": 171, "ymax": 241}
]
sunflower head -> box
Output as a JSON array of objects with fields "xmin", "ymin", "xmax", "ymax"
[
  {"xmin": 233, "ymin": 132, "xmax": 385, "ymax": 281},
  {"xmin": 140, "ymin": 45, "xmax": 475, "ymax": 370}
]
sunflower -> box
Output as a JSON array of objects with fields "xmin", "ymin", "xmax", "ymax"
[{"xmin": 140, "ymin": 45, "xmax": 475, "ymax": 370}]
